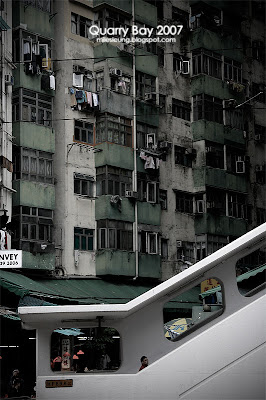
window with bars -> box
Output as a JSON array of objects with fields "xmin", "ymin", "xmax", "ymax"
[
  {"xmin": 226, "ymin": 147, "xmax": 246, "ymax": 174},
  {"xmin": 71, "ymin": 13, "xmax": 93, "ymax": 39},
  {"xmin": 205, "ymin": 142, "xmax": 224, "ymax": 169},
  {"xmin": 74, "ymin": 228, "xmax": 94, "ymax": 251},
  {"xmin": 177, "ymin": 241, "xmax": 195, "ymax": 263},
  {"xmin": 97, "ymin": 220, "xmax": 133, "ymax": 251},
  {"xmin": 159, "ymin": 189, "xmax": 167, "ymax": 210},
  {"xmin": 74, "ymin": 173, "xmax": 94, "ymax": 197},
  {"xmin": 12, "ymin": 89, "xmax": 52, "ymax": 126},
  {"xmin": 192, "ymin": 49, "xmax": 222, "ymax": 79},
  {"xmin": 136, "ymin": 71, "xmax": 156, "ymax": 99},
  {"xmin": 172, "ymin": 6, "xmax": 189, "ymax": 28},
  {"xmin": 13, "ymin": 147, "xmax": 53, "ymax": 183},
  {"xmin": 138, "ymin": 231, "xmax": 159, "ymax": 254},
  {"xmin": 136, "ymin": 123, "xmax": 157, "ymax": 149},
  {"xmin": 137, "ymin": 173, "xmax": 159, "ymax": 203},
  {"xmin": 172, "ymin": 99, "xmax": 191, "ymax": 121},
  {"xmin": 74, "ymin": 120, "xmax": 94, "ymax": 144},
  {"xmin": 224, "ymin": 58, "xmax": 242, "ymax": 83},
  {"xmin": 12, "ymin": 206, "xmax": 53, "ymax": 251},
  {"xmin": 23, "ymin": 0, "xmax": 51, "ymax": 12},
  {"xmin": 193, "ymin": 94, "xmax": 223, "ymax": 124},
  {"xmin": 175, "ymin": 191, "xmax": 193, "ymax": 213},
  {"xmin": 174, "ymin": 146, "xmax": 192, "ymax": 167},
  {"xmin": 228, "ymin": 192, "xmax": 247, "ymax": 219},
  {"xmin": 96, "ymin": 114, "xmax": 132, "ymax": 147},
  {"xmin": 96, "ymin": 166, "xmax": 132, "ymax": 197},
  {"xmin": 95, "ymin": 8, "xmax": 131, "ymax": 38}
]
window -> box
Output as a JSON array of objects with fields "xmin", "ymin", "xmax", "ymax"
[
  {"xmin": 228, "ymin": 192, "xmax": 247, "ymax": 219},
  {"xmin": 174, "ymin": 146, "xmax": 192, "ymax": 167},
  {"xmin": 176, "ymin": 241, "xmax": 195, "ymax": 263},
  {"xmin": 224, "ymin": 58, "xmax": 242, "ymax": 83},
  {"xmin": 251, "ymin": 83, "xmax": 265, "ymax": 103},
  {"xmin": 175, "ymin": 191, "xmax": 193, "ymax": 213},
  {"xmin": 74, "ymin": 228, "xmax": 94, "ymax": 251},
  {"xmin": 172, "ymin": 99, "xmax": 190, "ymax": 121},
  {"xmin": 205, "ymin": 143, "xmax": 224, "ymax": 169},
  {"xmin": 224, "ymin": 108, "xmax": 244, "ymax": 130},
  {"xmin": 110, "ymin": 73, "xmax": 131, "ymax": 95},
  {"xmin": 96, "ymin": 166, "xmax": 132, "ymax": 197},
  {"xmin": 74, "ymin": 120, "xmax": 94, "ymax": 145},
  {"xmin": 193, "ymin": 94, "xmax": 223, "ymax": 124},
  {"xmin": 190, "ymin": 2, "xmax": 222, "ymax": 31},
  {"xmin": 71, "ymin": 13, "xmax": 93, "ymax": 39},
  {"xmin": 74, "ymin": 173, "xmax": 94, "ymax": 197},
  {"xmin": 12, "ymin": 89, "xmax": 52, "ymax": 126},
  {"xmin": 97, "ymin": 220, "xmax": 133, "ymax": 251},
  {"xmin": 12, "ymin": 206, "xmax": 53, "ymax": 251},
  {"xmin": 252, "ymin": 41, "xmax": 264, "ymax": 62},
  {"xmin": 226, "ymin": 147, "xmax": 245, "ymax": 174},
  {"xmin": 172, "ymin": 6, "xmax": 189, "ymax": 28},
  {"xmin": 197, "ymin": 234, "xmax": 228, "ymax": 259},
  {"xmin": 159, "ymin": 189, "xmax": 167, "ymax": 210},
  {"xmin": 138, "ymin": 230, "xmax": 159, "ymax": 254},
  {"xmin": 173, "ymin": 53, "xmax": 190, "ymax": 75},
  {"xmin": 136, "ymin": 123, "xmax": 157, "ymax": 149},
  {"xmin": 136, "ymin": 71, "xmax": 156, "ymax": 99},
  {"xmin": 13, "ymin": 147, "xmax": 53, "ymax": 183},
  {"xmin": 256, "ymin": 208, "xmax": 266, "ymax": 225},
  {"xmin": 254, "ymin": 125, "xmax": 266, "ymax": 143},
  {"xmin": 206, "ymin": 188, "xmax": 226, "ymax": 215},
  {"xmin": 95, "ymin": 8, "xmax": 131, "ymax": 38},
  {"xmin": 192, "ymin": 49, "xmax": 222, "ymax": 79},
  {"xmin": 96, "ymin": 114, "xmax": 132, "ymax": 147},
  {"xmin": 23, "ymin": 0, "xmax": 51, "ymax": 13},
  {"xmin": 161, "ymin": 238, "xmax": 168, "ymax": 259},
  {"xmin": 137, "ymin": 173, "xmax": 159, "ymax": 203}
]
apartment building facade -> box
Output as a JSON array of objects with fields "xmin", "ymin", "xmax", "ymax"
[{"xmin": 8, "ymin": 0, "xmax": 266, "ymax": 281}]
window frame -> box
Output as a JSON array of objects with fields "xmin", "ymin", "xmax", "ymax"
[
  {"xmin": 172, "ymin": 98, "xmax": 191, "ymax": 121},
  {"xmin": 74, "ymin": 119, "xmax": 94, "ymax": 145},
  {"xmin": 74, "ymin": 227, "xmax": 94, "ymax": 251}
]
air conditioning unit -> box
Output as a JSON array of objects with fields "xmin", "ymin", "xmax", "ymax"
[
  {"xmin": 236, "ymin": 160, "xmax": 245, "ymax": 173},
  {"xmin": 144, "ymin": 92, "xmax": 156, "ymax": 102},
  {"xmin": 186, "ymin": 148, "xmax": 197, "ymax": 156},
  {"xmin": 206, "ymin": 146, "xmax": 216, "ymax": 153},
  {"xmin": 196, "ymin": 200, "xmax": 204, "ymax": 214},
  {"xmin": 110, "ymin": 68, "xmax": 122, "ymax": 77},
  {"xmin": 125, "ymin": 190, "xmax": 138, "ymax": 199},
  {"xmin": 159, "ymin": 141, "xmax": 172, "ymax": 150},
  {"xmin": 5, "ymin": 74, "xmax": 14, "ymax": 86}
]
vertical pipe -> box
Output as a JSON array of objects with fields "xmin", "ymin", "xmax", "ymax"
[{"xmin": 132, "ymin": 0, "xmax": 138, "ymax": 280}]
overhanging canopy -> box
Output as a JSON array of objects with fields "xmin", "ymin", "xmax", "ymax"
[
  {"xmin": 200, "ymin": 264, "xmax": 266, "ymax": 299},
  {"xmin": 0, "ymin": 269, "xmax": 200, "ymax": 308}
]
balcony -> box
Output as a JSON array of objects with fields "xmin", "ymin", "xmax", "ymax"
[
  {"xmin": 99, "ymin": 89, "xmax": 132, "ymax": 119},
  {"xmin": 193, "ymin": 167, "xmax": 247, "ymax": 193},
  {"xmin": 13, "ymin": 122, "xmax": 55, "ymax": 153},
  {"xmin": 137, "ymin": 202, "xmax": 161, "ymax": 226},
  {"xmin": 96, "ymin": 249, "xmax": 161, "ymax": 279},
  {"xmin": 195, "ymin": 214, "xmax": 247, "ymax": 237},
  {"xmin": 13, "ymin": 180, "xmax": 55, "ymax": 209},
  {"xmin": 95, "ymin": 195, "xmax": 135, "ymax": 222},
  {"xmin": 22, "ymin": 251, "xmax": 55, "ymax": 271},
  {"xmin": 95, "ymin": 142, "xmax": 134, "ymax": 170}
]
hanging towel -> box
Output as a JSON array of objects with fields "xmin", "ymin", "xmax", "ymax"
[
  {"xmin": 140, "ymin": 151, "xmax": 147, "ymax": 160},
  {"xmin": 92, "ymin": 93, "xmax": 98, "ymax": 107},
  {"xmin": 145, "ymin": 156, "xmax": 155, "ymax": 169},
  {"xmin": 50, "ymin": 75, "xmax": 55, "ymax": 90},
  {"xmin": 87, "ymin": 91, "xmax": 93, "ymax": 107}
]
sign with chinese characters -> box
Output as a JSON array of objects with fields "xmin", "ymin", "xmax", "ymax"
[
  {"xmin": 45, "ymin": 380, "xmax": 73, "ymax": 388},
  {"xmin": 62, "ymin": 338, "xmax": 71, "ymax": 370},
  {"xmin": 201, "ymin": 278, "xmax": 220, "ymax": 293},
  {"xmin": 0, "ymin": 250, "xmax": 22, "ymax": 268}
]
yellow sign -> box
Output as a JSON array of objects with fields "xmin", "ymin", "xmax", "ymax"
[
  {"xmin": 45, "ymin": 379, "xmax": 73, "ymax": 388},
  {"xmin": 201, "ymin": 278, "xmax": 220, "ymax": 293}
]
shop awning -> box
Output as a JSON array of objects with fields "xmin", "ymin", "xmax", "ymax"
[
  {"xmin": 0, "ymin": 269, "xmax": 200, "ymax": 307},
  {"xmin": 200, "ymin": 264, "xmax": 266, "ymax": 299},
  {"xmin": 0, "ymin": 16, "xmax": 10, "ymax": 30}
]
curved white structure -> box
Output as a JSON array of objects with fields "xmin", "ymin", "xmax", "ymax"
[{"xmin": 19, "ymin": 223, "xmax": 266, "ymax": 400}]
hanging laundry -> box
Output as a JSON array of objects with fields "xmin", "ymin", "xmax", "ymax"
[
  {"xmin": 75, "ymin": 90, "xmax": 86, "ymax": 104},
  {"xmin": 140, "ymin": 151, "xmax": 147, "ymax": 160},
  {"xmin": 92, "ymin": 93, "xmax": 98, "ymax": 107},
  {"xmin": 50, "ymin": 75, "xmax": 55, "ymax": 90},
  {"xmin": 70, "ymin": 90, "xmax": 77, "ymax": 108},
  {"xmin": 145, "ymin": 156, "xmax": 155, "ymax": 169},
  {"xmin": 73, "ymin": 73, "xmax": 83, "ymax": 88},
  {"xmin": 86, "ymin": 91, "xmax": 93, "ymax": 107}
]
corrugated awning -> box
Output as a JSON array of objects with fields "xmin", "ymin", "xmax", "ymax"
[
  {"xmin": 200, "ymin": 264, "xmax": 266, "ymax": 299},
  {"xmin": 0, "ymin": 16, "xmax": 10, "ymax": 30},
  {"xmin": 0, "ymin": 270, "xmax": 200, "ymax": 308}
]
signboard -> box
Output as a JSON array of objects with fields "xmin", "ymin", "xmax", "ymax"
[
  {"xmin": 201, "ymin": 278, "xmax": 220, "ymax": 293},
  {"xmin": 45, "ymin": 380, "xmax": 73, "ymax": 388},
  {"xmin": 0, "ymin": 250, "xmax": 22, "ymax": 268}
]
